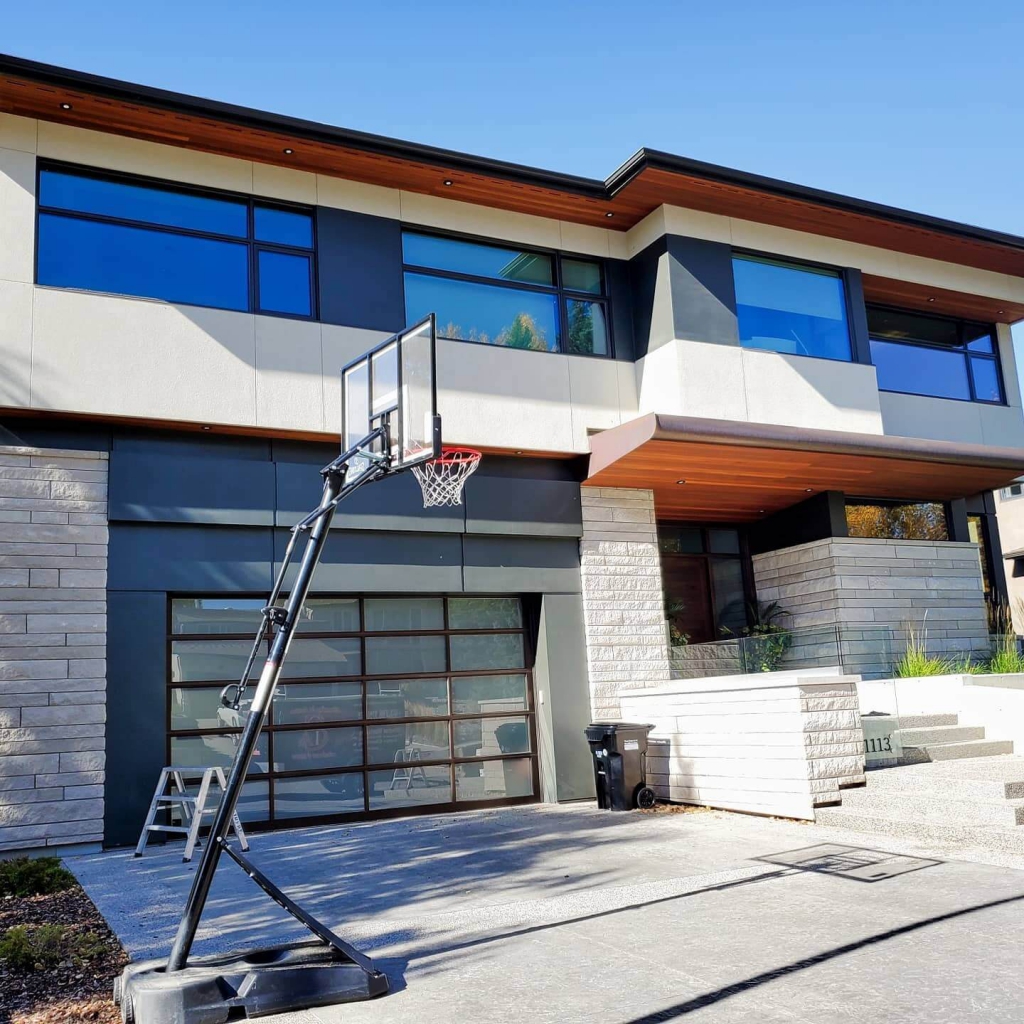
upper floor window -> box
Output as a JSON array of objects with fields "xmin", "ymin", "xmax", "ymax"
[
  {"xmin": 867, "ymin": 306, "xmax": 1003, "ymax": 404},
  {"xmin": 1001, "ymin": 483, "xmax": 1024, "ymax": 501},
  {"xmin": 36, "ymin": 165, "xmax": 316, "ymax": 318},
  {"xmin": 733, "ymin": 254, "xmax": 851, "ymax": 361},
  {"xmin": 402, "ymin": 232, "xmax": 610, "ymax": 356}
]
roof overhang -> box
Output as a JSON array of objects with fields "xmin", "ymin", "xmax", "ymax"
[
  {"xmin": 5, "ymin": 54, "xmax": 1024, "ymax": 286},
  {"xmin": 586, "ymin": 414, "xmax": 1024, "ymax": 522}
]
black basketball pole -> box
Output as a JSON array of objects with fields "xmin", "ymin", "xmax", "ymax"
[{"xmin": 166, "ymin": 437, "xmax": 385, "ymax": 974}]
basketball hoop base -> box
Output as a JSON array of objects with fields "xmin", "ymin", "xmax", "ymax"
[
  {"xmin": 412, "ymin": 447, "xmax": 482, "ymax": 507},
  {"xmin": 116, "ymin": 941, "xmax": 387, "ymax": 1023}
]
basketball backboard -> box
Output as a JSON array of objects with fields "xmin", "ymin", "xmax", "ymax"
[{"xmin": 340, "ymin": 314, "xmax": 440, "ymax": 472}]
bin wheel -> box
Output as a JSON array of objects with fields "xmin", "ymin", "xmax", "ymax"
[
  {"xmin": 635, "ymin": 785, "xmax": 656, "ymax": 810},
  {"xmin": 112, "ymin": 975, "xmax": 122, "ymax": 1006},
  {"xmin": 121, "ymin": 991, "xmax": 135, "ymax": 1024}
]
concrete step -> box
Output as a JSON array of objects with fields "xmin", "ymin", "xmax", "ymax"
[
  {"xmin": 865, "ymin": 757, "xmax": 1024, "ymax": 800},
  {"xmin": 896, "ymin": 725, "xmax": 985, "ymax": 745},
  {"xmin": 815, "ymin": 806, "xmax": 1024, "ymax": 855},
  {"xmin": 894, "ymin": 714, "xmax": 958, "ymax": 728},
  {"xmin": 839, "ymin": 787, "xmax": 1024, "ymax": 827},
  {"xmin": 901, "ymin": 739, "xmax": 1014, "ymax": 763}
]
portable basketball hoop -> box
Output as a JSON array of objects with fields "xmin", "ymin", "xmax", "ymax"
[{"xmin": 412, "ymin": 446, "xmax": 481, "ymax": 506}]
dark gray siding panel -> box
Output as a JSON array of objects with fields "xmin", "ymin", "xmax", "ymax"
[
  {"xmin": 462, "ymin": 536, "xmax": 581, "ymax": 593},
  {"xmin": 276, "ymin": 463, "xmax": 464, "ymax": 533},
  {"xmin": 845, "ymin": 268, "xmax": 872, "ymax": 364},
  {"xmin": 109, "ymin": 523, "xmax": 274, "ymax": 592},
  {"xmin": 748, "ymin": 491, "xmax": 848, "ymax": 556},
  {"xmin": 464, "ymin": 476, "xmax": 581, "ymax": 537},
  {"xmin": 316, "ymin": 207, "xmax": 405, "ymax": 332},
  {"xmin": 109, "ymin": 453, "xmax": 275, "ymax": 526},
  {"xmin": 605, "ymin": 258, "xmax": 635, "ymax": 362},
  {"xmin": 275, "ymin": 529, "xmax": 464, "ymax": 592},
  {"xmin": 104, "ymin": 590, "xmax": 167, "ymax": 847},
  {"xmin": 666, "ymin": 235, "xmax": 739, "ymax": 346},
  {"xmin": 629, "ymin": 237, "xmax": 668, "ymax": 359}
]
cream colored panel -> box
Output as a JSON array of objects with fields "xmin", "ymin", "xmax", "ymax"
[
  {"xmin": 0, "ymin": 280, "xmax": 33, "ymax": 406},
  {"xmin": 316, "ymin": 175, "xmax": 401, "ymax": 219},
  {"xmin": 625, "ymin": 208, "xmax": 668, "ymax": 258},
  {"xmin": 0, "ymin": 147, "xmax": 35, "ymax": 284},
  {"xmin": 321, "ymin": 323, "xmax": 391, "ymax": 436},
  {"xmin": 607, "ymin": 232, "xmax": 629, "ymax": 260},
  {"xmin": 400, "ymin": 191, "xmax": 562, "ymax": 251},
  {"xmin": 252, "ymin": 162, "xmax": 316, "ymax": 205},
  {"xmin": 616, "ymin": 358, "xmax": 639, "ymax": 418},
  {"xmin": 36, "ymin": 122, "xmax": 253, "ymax": 193},
  {"xmin": 742, "ymin": 350, "xmax": 883, "ymax": 434},
  {"xmin": 896, "ymin": 253, "xmax": 1017, "ymax": 301},
  {"xmin": 255, "ymin": 316, "xmax": 324, "ymax": 431},
  {"xmin": 879, "ymin": 391, "xmax": 984, "ymax": 444},
  {"xmin": 0, "ymin": 114, "xmax": 37, "ymax": 154},
  {"xmin": 31, "ymin": 289, "xmax": 257, "ymax": 425},
  {"xmin": 635, "ymin": 339, "xmax": 748, "ymax": 421},
  {"xmin": 661, "ymin": 206, "xmax": 732, "ymax": 245},
  {"xmin": 980, "ymin": 405, "xmax": 1024, "ymax": 448},
  {"xmin": 568, "ymin": 356, "xmax": 623, "ymax": 449},
  {"xmin": 436, "ymin": 340, "xmax": 574, "ymax": 451},
  {"xmin": 996, "ymin": 323, "xmax": 1021, "ymax": 408},
  {"xmin": 559, "ymin": 222, "xmax": 611, "ymax": 258}
]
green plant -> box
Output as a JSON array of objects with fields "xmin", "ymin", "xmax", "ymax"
[
  {"xmin": 741, "ymin": 601, "xmax": 792, "ymax": 673},
  {"xmin": 0, "ymin": 922, "xmax": 107, "ymax": 972},
  {"xmin": 982, "ymin": 602, "xmax": 1024, "ymax": 674},
  {"xmin": 946, "ymin": 652, "xmax": 984, "ymax": 675},
  {"xmin": 664, "ymin": 599, "xmax": 690, "ymax": 647},
  {"xmin": 892, "ymin": 623, "xmax": 951, "ymax": 677},
  {"xmin": 0, "ymin": 856, "xmax": 75, "ymax": 897}
]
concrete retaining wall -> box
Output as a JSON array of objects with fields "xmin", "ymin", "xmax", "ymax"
[
  {"xmin": 620, "ymin": 668, "xmax": 865, "ymax": 820},
  {"xmin": 0, "ymin": 446, "xmax": 107, "ymax": 852}
]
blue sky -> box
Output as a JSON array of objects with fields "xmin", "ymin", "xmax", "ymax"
[{"xmin": 5, "ymin": 0, "xmax": 1024, "ymax": 390}]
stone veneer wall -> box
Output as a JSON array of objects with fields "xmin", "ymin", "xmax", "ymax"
[
  {"xmin": 753, "ymin": 537, "xmax": 989, "ymax": 657},
  {"xmin": 0, "ymin": 447, "xmax": 108, "ymax": 852},
  {"xmin": 579, "ymin": 487, "xmax": 671, "ymax": 721}
]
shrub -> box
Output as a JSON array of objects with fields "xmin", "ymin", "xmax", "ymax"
[
  {"xmin": 0, "ymin": 923, "xmax": 107, "ymax": 972},
  {"xmin": 893, "ymin": 624, "xmax": 951, "ymax": 678},
  {"xmin": 0, "ymin": 856, "xmax": 75, "ymax": 897},
  {"xmin": 741, "ymin": 602, "xmax": 792, "ymax": 673}
]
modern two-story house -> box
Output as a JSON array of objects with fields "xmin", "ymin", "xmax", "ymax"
[{"xmin": 2, "ymin": 53, "xmax": 1024, "ymax": 852}]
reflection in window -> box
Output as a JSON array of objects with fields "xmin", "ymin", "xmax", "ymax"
[
  {"xmin": 273, "ymin": 682, "xmax": 362, "ymax": 725},
  {"xmin": 845, "ymin": 501, "xmax": 948, "ymax": 541},
  {"xmin": 448, "ymin": 597, "xmax": 523, "ymax": 630},
  {"xmin": 172, "ymin": 598, "xmax": 265, "ymax": 635},
  {"xmin": 867, "ymin": 306, "xmax": 1003, "ymax": 404},
  {"xmin": 274, "ymin": 774, "xmax": 363, "ymax": 819},
  {"xmin": 450, "ymin": 633, "xmax": 525, "ymax": 672},
  {"xmin": 403, "ymin": 231, "xmax": 610, "ymax": 356},
  {"xmin": 37, "ymin": 166, "xmax": 315, "ymax": 317},
  {"xmin": 734, "ymin": 255, "xmax": 851, "ymax": 361}
]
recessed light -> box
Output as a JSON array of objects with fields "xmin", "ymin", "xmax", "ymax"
[
  {"xmin": 443, "ymin": 179, "xmax": 453, "ymax": 187},
  {"xmin": 283, "ymin": 148, "xmax": 294, "ymax": 155},
  {"xmin": 605, "ymin": 212, "xmax": 614, "ymax": 218},
  {"xmin": 201, "ymin": 425, "xmax": 212, "ymax": 431},
  {"xmin": 998, "ymin": 309, "xmax": 1005, "ymax": 315},
  {"xmin": 805, "ymin": 488, "xmax": 813, "ymax": 493},
  {"xmin": 514, "ymin": 450, "xmax": 523, "ymax": 455},
  {"xmin": 59, "ymin": 102, "xmax": 72, "ymax": 111},
  {"xmin": 928, "ymin": 297, "xmax": 935, "ymax": 303},
  {"xmin": 676, "ymin": 479, "xmax": 687, "ymax": 485},
  {"xmin": 758, "ymin": 509, "xmax": 766, "ymax": 514}
]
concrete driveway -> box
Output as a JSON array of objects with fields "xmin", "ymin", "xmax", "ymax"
[{"xmin": 69, "ymin": 805, "xmax": 1024, "ymax": 1023}]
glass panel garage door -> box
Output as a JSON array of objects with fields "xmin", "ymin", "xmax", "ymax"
[{"xmin": 167, "ymin": 596, "xmax": 537, "ymax": 828}]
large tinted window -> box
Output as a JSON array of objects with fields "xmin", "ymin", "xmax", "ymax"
[
  {"xmin": 733, "ymin": 255, "xmax": 851, "ymax": 361},
  {"xmin": 403, "ymin": 232, "xmax": 610, "ymax": 356},
  {"xmin": 867, "ymin": 306, "xmax": 1003, "ymax": 404},
  {"xmin": 846, "ymin": 500, "xmax": 948, "ymax": 541},
  {"xmin": 37, "ymin": 166, "xmax": 315, "ymax": 318}
]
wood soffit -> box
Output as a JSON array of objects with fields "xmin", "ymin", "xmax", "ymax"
[
  {"xmin": 586, "ymin": 414, "xmax": 1024, "ymax": 523},
  {"xmin": 4, "ymin": 56, "xmax": 1024, "ymax": 285}
]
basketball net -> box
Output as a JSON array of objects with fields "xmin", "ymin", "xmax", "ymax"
[{"xmin": 412, "ymin": 447, "xmax": 482, "ymax": 507}]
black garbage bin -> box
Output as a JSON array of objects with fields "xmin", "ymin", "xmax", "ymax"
[{"xmin": 584, "ymin": 722, "xmax": 656, "ymax": 811}]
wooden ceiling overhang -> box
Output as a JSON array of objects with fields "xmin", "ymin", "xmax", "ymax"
[
  {"xmin": 5, "ymin": 55, "xmax": 1024, "ymax": 288},
  {"xmin": 586, "ymin": 414, "xmax": 1024, "ymax": 522}
]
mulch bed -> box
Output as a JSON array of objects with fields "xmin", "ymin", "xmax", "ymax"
[{"xmin": 0, "ymin": 883, "xmax": 128, "ymax": 1024}]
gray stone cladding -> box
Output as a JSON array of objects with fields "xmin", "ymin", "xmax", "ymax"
[
  {"xmin": 579, "ymin": 487, "xmax": 672, "ymax": 721},
  {"xmin": 753, "ymin": 537, "xmax": 989, "ymax": 668},
  {"xmin": 0, "ymin": 446, "xmax": 107, "ymax": 852}
]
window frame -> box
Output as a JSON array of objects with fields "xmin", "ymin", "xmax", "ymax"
[
  {"xmin": 165, "ymin": 592, "xmax": 540, "ymax": 832},
  {"xmin": 731, "ymin": 248, "xmax": 856, "ymax": 364},
  {"xmin": 401, "ymin": 225, "xmax": 613, "ymax": 358},
  {"xmin": 35, "ymin": 159, "xmax": 318, "ymax": 321},
  {"xmin": 866, "ymin": 304, "xmax": 1005, "ymax": 406}
]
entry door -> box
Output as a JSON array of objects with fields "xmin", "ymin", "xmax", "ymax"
[{"xmin": 661, "ymin": 555, "xmax": 715, "ymax": 644}]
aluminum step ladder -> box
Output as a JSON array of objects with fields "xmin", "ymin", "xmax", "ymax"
[{"xmin": 135, "ymin": 766, "xmax": 250, "ymax": 862}]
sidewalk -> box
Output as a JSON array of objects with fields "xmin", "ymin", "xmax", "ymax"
[{"xmin": 69, "ymin": 805, "xmax": 1024, "ymax": 1023}]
